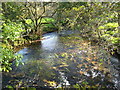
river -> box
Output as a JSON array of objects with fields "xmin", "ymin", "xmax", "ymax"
[{"xmin": 2, "ymin": 31, "xmax": 120, "ymax": 89}]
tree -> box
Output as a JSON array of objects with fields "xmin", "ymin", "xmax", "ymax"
[
  {"xmin": 1, "ymin": 2, "xmax": 58, "ymax": 72},
  {"xmin": 55, "ymin": 2, "xmax": 120, "ymax": 54},
  {"xmin": 2, "ymin": 2, "xmax": 58, "ymax": 39}
]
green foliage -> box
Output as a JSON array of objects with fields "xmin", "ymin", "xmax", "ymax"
[
  {"xmin": 1, "ymin": 44, "xmax": 23, "ymax": 72},
  {"xmin": 99, "ymin": 22, "xmax": 120, "ymax": 46},
  {"xmin": 105, "ymin": 23, "xmax": 118, "ymax": 28},
  {"xmin": 57, "ymin": 2, "xmax": 119, "ymax": 52},
  {"xmin": 25, "ymin": 19, "xmax": 32, "ymax": 24},
  {"xmin": 42, "ymin": 18, "xmax": 57, "ymax": 32},
  {"xmin": 2, "ymin": 21, "xmax": 25, "ymax": 42},
  {"xmin": 1, "ymin": 20, "xmax": 24, "ymax": 72},
  {"xmin": 25, "ymin": 18, "xmax": 55, "ymax": 25},
  {"xmin": 2, "ymin": 2, "xmax": 23, "ymax": 22},
  {"xmin": 99, "ymin": 23, "xmax": 118, "ymax": 30},
  {"xmin": 41, "ymin": 18, "xmax": 55, "ymax": 23},
  {"xmin": 6, "ymin": 85, "xmax": 13, "ymax": 89},
  {"xmin": 58, "ymin": 2, "xmax": 87, "ymax": 10},
  {"xmin": 73, "ymin": 84, "xmax": 81, "ymax": 88}
]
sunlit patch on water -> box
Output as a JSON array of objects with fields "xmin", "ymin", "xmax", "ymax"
[{"xmin": 41, "ymin": 33, "xmax": 59, "ymax": 51}]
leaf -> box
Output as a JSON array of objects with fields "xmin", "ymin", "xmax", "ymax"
[
  {"xmin": 73, "ymin": 84, "xmax": 80, "ymax": 88},
  {"xmin": 25, "ymin": 19, "xmax": 32, "ymax": 24},
  {"xmin": 82, "ymin": 81, "xmax": 89, "ymax": 85},
  {"xmin": 80, "ymin": 71, "xmax": 84, "ymax": 74},
  {"xmin": 6, "ymin": 85, "xmax": 13, "ymax": 88},
  {"xmin": 52, "ymin": 67, "xmax": 57, "ymax": 70},
  {"xmin": 73, "ymin": 7, "xmax": 80, "ymax": 11},
  {"xmin": 93, "ymin": 66, "xmax": 98, "ymax": 70},
  {"xmin": 91, "ymin": 61, "xmax": 97, "ymax": 64},
  {"xmin": 98, "ymin": 26, "xmax": 104, "ymax": 29},
  {"xmin": 111, "ymin": 52, "xmax": 114, "ymax": 55},
  {"xmin": 43, "ymin": 79, "xmax": 57, "ymax": 87},
  {"xmin": 99, "ymin": 63, "xmax": 103, "ymax": 65},
  {"xmin": 100, "ymin": 59, "xmax": 103, "ymax": 61},
  {"xmin": 105, "ymin": 23, "xmax": 118, "ymax": 28}
]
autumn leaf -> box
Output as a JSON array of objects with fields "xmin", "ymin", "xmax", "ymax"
[
  {"xmin": 43, "ymin": 79, "xmax": 57, "ymax": 87},
  {"xmin": 59, "ymin": 64, "xmax": 68, "ymax": 67},
  {"xmin": 52, "ymin": 67, "xmax": 57, "ymax": 70},
  {"xmin": 86, "ymin": 57, "xmax": 92, "ymax": 61},
  {"xmin": 77, "ymin": 64, "xmax": 82, "ymax": 68},
  {"xmin": 59, "ymin": 62, "xmax": 69, "ymax": 67},
  {"xmin": 93, "ymin": 66, "xmax": 98, "ymax": 70},
  {"xmin": 91, "ymin": 61, "xmax": 97, "ymax": 64},
  {"xmin": 79, "ymin": 71, "xmax": 84, "ymax": 74}
]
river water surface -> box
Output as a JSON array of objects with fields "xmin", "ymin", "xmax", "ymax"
[{"xmin": 2, "ymin": 31, "xmax": 120, "ymax": 89}]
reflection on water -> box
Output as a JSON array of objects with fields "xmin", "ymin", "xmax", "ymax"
[
  {"xmin": 41, "ymin": 32, "xmax": 59, "ymax": 51},
  {"xmin": 2, "ymin": 31, "xmax": 120, "ymax": 89},
  {"xmin": 17, "ymin": 42, "xmax": 42, "ymax": 61}
]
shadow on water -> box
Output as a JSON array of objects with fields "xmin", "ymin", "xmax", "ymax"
[{"xmin": 2, "ymin": 31, "xmax": 120, "ymax": 89}]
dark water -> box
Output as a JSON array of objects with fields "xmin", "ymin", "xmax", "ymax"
[{"xmin": 2, "ymin": 31, "xmax": 120, "ymax": 89}]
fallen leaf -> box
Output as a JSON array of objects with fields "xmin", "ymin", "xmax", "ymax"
[
  {"xmin": 43, "ymin": 79, "xmax": 57, "ymax": 87},
  {"xmin": 79, "ymin": 71, "xmax": 84, "ymax": 74}
]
